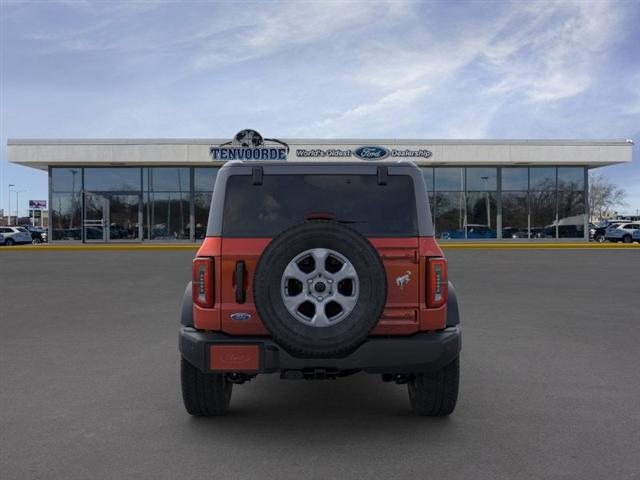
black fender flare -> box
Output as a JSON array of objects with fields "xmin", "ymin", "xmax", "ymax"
[
  {"xmin": 446, "ymin": 281, "xmax": 460, "ymax": 326},
  {"xmin": 181, "ymin": 282, "xmax": 194, "ymax": 327}
]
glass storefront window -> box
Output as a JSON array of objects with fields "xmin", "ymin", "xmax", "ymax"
[
  {"xmin": 421, "ymin": 168, "xmax": 434, "ymax": 216},
  {"xmin": 47, "ymin": 165, "xmax": 588, "ymax": 243},
  {"xmin": 85, "ymin": 168, "xmax": 141, "ymax": 192},
  {"xmin": 557, "ymin": 191, "xmax": 585, "ymax": 238},
  {"xmin": 51, "ymin": 192, "xmax": 82, "ymax": 240},
  {"xmin": 421, "ymin": 168, "xmax": 434, "ymax": 192},
  {"xmin": 193, "ymin": 168, "xmax": 219, "ymax": 239},
  {"xmin": 558, "ymin": 167, "xmax": 584, "ymax": 191},
  {"xmin": 144, "ymin": 192, "xmax": 190, "ymax": 240},
  {"xmin": 530, "ymin": 190, "xmax": 556, "ymax": 238},
  {"xmin": 109, "ymin": 195, "xmax": 141, "ymax": 240},
  {"xmin": 466, "ymin": 168, "xmax": 497, "ymax": 191},
  {"xmin": 435, "ymin": 168, "xmax": 464, "ymax": 191},
  {"xmin": 466, "ymin": 192, "xmax": 497, "ymax": 238},
  {"xmin": 502, "ymin": 168, "xmax": 528, "ymax": 191},
  {"xmin": 194, "ymin": 168, "xmax": 219, "ymax": 192},
  {"xmin": 502, "ymin": 192, "xmax": 528, "ymax": 238},
  {"xmin": 194, "ymin": 192, "xmax": 212, "ymax": 239},
  {"xmin": 529, "ymin": 168, "xmax": 556, "ymax": 191},
  {"xmin": 435, "ymin": 192, "xmax": 465, "ymax": 239},
  {"xmin": 51, "ymin": 168, "xmax": 82, "ymax": 193},
  {"xmin": 144, "ymin": 168, "xmax": 189, "ymax": 192}
]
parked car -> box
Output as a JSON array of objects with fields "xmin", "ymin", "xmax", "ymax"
[
  {"xmin": 502, "ymin": 227, "xmax": 528, "ymax": 239},
  {"xmin": 530, "ymin": 226, "xmax": 555, "ymax": 239},
  {"xmin": 180, "ymin": 155, "xmax": 461, "ymax": 417},
  {"xmin": 439, "ymin": 224, "xmax": 496, "ymax": 239},
  {"xmin": 0, "ymin": 226, "xmax": 33, "ymax": 245},
  {"xmin": 590, "ymin": 220, "xmax": 626, "ymax": 242},
  {"xmin": 605, "ymin": 222, "xmax": 640, "ymax": 243},
  {"xmin": 20, "ymin": 225, "xmax": 48, "ymax": 244}
]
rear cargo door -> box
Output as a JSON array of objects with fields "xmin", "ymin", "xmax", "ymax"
[{"xmin": 219, "ymin": 171, "xmax": 422, "ymax": 336}]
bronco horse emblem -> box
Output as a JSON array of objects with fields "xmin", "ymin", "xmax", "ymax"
[{"xmin": 395, "ymin": 270, "xmax": 412, "ymax": 290}]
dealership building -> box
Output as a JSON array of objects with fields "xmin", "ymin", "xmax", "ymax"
[{"xmin": 7, "ymin": 137, "xmax": 633, "ymax": 242}]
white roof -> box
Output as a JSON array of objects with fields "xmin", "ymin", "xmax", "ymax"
[{"xmin": 7, "ymin": 138, "xmax": 633, "ymax": 170}]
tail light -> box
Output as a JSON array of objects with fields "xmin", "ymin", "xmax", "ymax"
[
  {"xmin": 192, "ymin": 257, "xmax": 214, "ymax": 308},
  {"xmin": 427, "ymin": 257, "xmax": 448, "ymax": 308}
]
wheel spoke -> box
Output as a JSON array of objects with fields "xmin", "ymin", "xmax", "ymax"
[
  {"xmin": 333, "ymin": 262, "xmax": 357, "ymax": 282},
  {"xmin": 282, "ymin": 292, "xmax": 307, "ymax": 312},
  {"xmin": 310, "ymin": 308, "xmax": 331, "ymax": 327},
  {"xmin": 310, "ymin": 248, "xmax": 329, "ymax": 273},
  {"xmin": 333, "ymin": 292, "xmax": 358, "ymax": 312},
  {"xmin": 283, "ymin": 262, "xmax": 309, "ymax": 283}
]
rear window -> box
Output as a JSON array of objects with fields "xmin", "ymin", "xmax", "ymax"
[{"xmin": 222, "ymin": 174, "xmax": 418, "ymax": 237}]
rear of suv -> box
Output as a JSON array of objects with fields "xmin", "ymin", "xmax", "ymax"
[{"xmin": 179, "ymin": 161, "xmax": 461, "ymax": 416}]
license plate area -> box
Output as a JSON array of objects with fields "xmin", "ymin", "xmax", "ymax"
[{"xmin": 209, "ymin": 344, "xmax": 260, "ymax": 372}]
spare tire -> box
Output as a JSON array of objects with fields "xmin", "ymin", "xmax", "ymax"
[{"xmin": 253, "ymin": 220, "xmax": 387, "ymax": 357}]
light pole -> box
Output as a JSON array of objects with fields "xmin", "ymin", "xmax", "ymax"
[
  {"xmin": 8, "ymin": 184, "xmax": 15, "ymax": 225},
  {"xmin": 15, "ymin": 190, "xmax": 27, "ymax": 224}
]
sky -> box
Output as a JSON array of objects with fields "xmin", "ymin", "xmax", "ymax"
[{"xmin": 1, "ymin": 0, "xmax": 639, "ymax": 216}]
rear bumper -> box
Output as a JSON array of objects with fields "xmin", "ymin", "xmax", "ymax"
[{"xmin": 179, "ymin": 326, "xmax": 461, "ymax": 375}]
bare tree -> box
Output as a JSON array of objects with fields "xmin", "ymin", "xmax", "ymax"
[{"xmin": 589, "ymin": 172, "xmax": 627, "ymax": 221}]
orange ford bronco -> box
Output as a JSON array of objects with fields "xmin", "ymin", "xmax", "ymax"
[{"xmin": 180, "ymin": 160, "xmax": 461, "ymax": 416}]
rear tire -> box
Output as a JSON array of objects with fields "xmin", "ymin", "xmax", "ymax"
[
  {"xmin": 408, "ymin": 357, "xmax": 459, "ymax": 416},
  {"xmin": 622, "ymin": 235, "xmax": 632, "ymax": 243},
  {"xmin": 181, "ymin": 357, "xmax": 232, "ymax": 416}
]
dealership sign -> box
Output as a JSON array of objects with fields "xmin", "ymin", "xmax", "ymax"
[
  {"xmin": 296, "ymin": 146, "xmax": 433, "ymax": 160},
  {"xmin": 211, "ymin": 129, "xmax": 289, "ymax": 160},
  {"xmin": 211, "ymin": 130, "xmax": 433, "ymax": 162},
  {"xmin": 29, "ymin": 200, "xmax": 47, "ymax": 209}
]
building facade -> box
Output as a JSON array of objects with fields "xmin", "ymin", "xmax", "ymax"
[{"xmin": 7, "ymin": 137, "xmax": 633, "ymax": 242}]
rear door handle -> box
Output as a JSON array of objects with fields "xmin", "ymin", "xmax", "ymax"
[{"xmin": 234, "ymin": 261, "xmax": 246, "ymax": 304}]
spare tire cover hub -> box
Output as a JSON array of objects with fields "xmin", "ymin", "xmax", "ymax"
[{"xmin": 281, "ymin": 248, "xmax": 359, "ymax": 328}]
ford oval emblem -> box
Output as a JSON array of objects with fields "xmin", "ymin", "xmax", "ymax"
[
  {"xmin": 230, "ymin": 312, "xmax": 251, "ymax": 321},
  {"xmin": 354, "ymin": 146, "xmax": 389, "ymax": 160}
]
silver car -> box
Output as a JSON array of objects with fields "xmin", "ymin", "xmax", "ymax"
[
  {"xmin": 605, "ymin": 222, "xmax": 640, "ymax": 243},
  {"xmin": 0, "ymin": 226, "xmax": 32, "ymax": 246}
]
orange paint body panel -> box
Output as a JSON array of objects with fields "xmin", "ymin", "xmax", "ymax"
[
  {"xmin": 210, "ymin": 345, "xmax": 260, "ymax": 371},
  {"xmin": 194, "ymin": 236, "xmax": 447, "ymax": 334}
]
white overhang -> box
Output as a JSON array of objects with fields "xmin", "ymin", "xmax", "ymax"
[{"xmin": 7, "ymin": 138, "xmax": 634, "ymax": 171}]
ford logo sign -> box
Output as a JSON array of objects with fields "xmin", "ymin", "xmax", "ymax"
[
  {"xmin": 230, "ymin": 312, "xmax": 251, "ymax": 321},
  {"xmin": 354, "ymin": 146, "xmax": 389, "ymax": 160}
]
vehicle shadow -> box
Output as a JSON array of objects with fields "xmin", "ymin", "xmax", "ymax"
[{"xmin": 180, "ymin": 373, "xmax": 456, "ymax": 445}]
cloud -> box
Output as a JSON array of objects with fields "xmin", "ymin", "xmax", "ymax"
[
  {"xmin": 303, "ymin": 0, "xmax": 630, "ymax": 138},
  {"xmin": 189, "ymin": 1, "xmax": 411, "ymax": 71},
  {"xmin": 483, "ymin": 0, "xmax": 622, "ymax": 102}
]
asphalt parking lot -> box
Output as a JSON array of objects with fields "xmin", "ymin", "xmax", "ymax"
[{"xmin": 1, "ymin": 249, "xmax": 639, "ymax": 479}]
